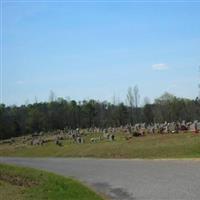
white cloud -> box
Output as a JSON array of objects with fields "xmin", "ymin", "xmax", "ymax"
[{"xmin": 152, "ymin": 63, "xmax": 169, "ymax": 71}]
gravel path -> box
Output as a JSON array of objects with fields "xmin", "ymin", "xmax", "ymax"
[{"xmin": 1, "ymin": 157, "xmax": 200, "ymax": 200}]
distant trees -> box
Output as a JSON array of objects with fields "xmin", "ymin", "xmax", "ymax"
[
  {"xmin": 126, "ymin": 85, "xmax": 140, "ymax": 123},
  {"xmin": 133, "ymin": 85, "xmax": 140, "ymax": 108},
  {"xmin": 126, "ymin": 87, "xmax": 135, "ymax": 124},
  {"xmin": 143, "ymin": 104, "xmax": 154, "ymax": 123},
  {"xmin": 49, "ymin": 90, "xmax": 56, "ymax": 102},
  {"xmin": 143, "ymin": 96, "xmax": 151, "ymax": 106},
  {"xmin": 0, "ymin": 92, "xmax": 200, "ymax": 140}
]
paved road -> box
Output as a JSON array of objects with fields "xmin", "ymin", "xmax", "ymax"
[{"xmin": 0, "ymin": 157, "xmax": 200, "ymax": 200}]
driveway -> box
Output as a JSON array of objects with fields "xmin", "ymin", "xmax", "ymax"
[{"xmin": 0, "ymin": 157, "xmax": 200, "ymax": 200}]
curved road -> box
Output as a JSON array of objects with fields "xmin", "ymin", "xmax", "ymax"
[{"xmin": 1, "ymin": 157, "xmax": 200, "ymax": 200}]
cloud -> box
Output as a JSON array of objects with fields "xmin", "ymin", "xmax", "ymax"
[{"xmin": 152, "ymin": 63, "xmax": 169, "ymax": 71}]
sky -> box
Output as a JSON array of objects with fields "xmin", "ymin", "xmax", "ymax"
[{"xmin": 1, "ymin": 0, "xmax": 200, "ymax": 105}]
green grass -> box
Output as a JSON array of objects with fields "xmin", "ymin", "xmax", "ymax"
[
  {"xmin": 0, "ymin": 163, "xmax": 105, "ymax": 200},
  {"xmin": 0, "ymin": 132, "xmax": 200, "ymax": 158}
]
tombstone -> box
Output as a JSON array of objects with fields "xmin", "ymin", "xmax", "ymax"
[
  {"xmin": 152, "ymin": 127, "xmax": 155, "ymax": 134},
  {"xmin": 132, "ymin": 130, "xmax": 141, "ymax": 137},
  {"xmin": 181, "ymin": 120, "xmax": 186, "ymax": 126},
  {"xmin": 162, "ymin": 124, "xmax": 168, "ymax": 134},
  {"xmin": 103, "ymin": 132, "xmax": 110, "ymax": 139},
  {"xmin": 71, "ymin": 133, "xmax": 76, "ymax": 140},
  {"xmin": 197, "ymin": 122, "xmax": 200, "ymax": 131},
  {"xmin": 139, "ymin": 128, "xmax": 145, "ymax": 136},
  {"xmin": 128, "ymin": 126, "xmax": 132, "ymax": 134},
  {"xmin": 76, "ymin": 128, "xmax": 80, "ymax": 135},
  {"xmin": 57, "ymin": 135, "xmax": 64, "ymax": 140},
  {"xmin": 90, "ymin": 138, "xmax": 96, "ymax": 143},
  {"xmin": 180, "ymin": 122, "xmax": 188, "ymax": 131},
  {"xmin": 76, "ymin": 137, "xmax": 84, "ymax": 144},
  {"xmin": 90, "ymin": 136, "xmax": 101, "ymax": 143},
  {"xmin": 194, "ymin": 122, "xmax": 198, "ymax": 133},
  {"xmin": 109, "ymin": 134, "xmax": 115, "ymax": 141},
  {"xmin": 168, "ymin": 123, "xmax": 176, "ymax": 133},
  {"xmin": 55, "ymin": 139, "xmax": 62, "ymax": 146},
  {"xmin": 39, "ymin": 131, "xmax": 44, "ymax": 136},
  {"xmin": 31, "ymin": 139, "xmax": 41, "ymax": 146},
  {"xmin": 103, "ymin": 129, "xmax": 108, "ymax": 134},
  {"xmin": 189, "ymin": 122, "xmax": 198, "ymax": 133},
  {"xmin": 10, "ymin": 138, "xmax": 15, "ymax": 144},
  {"xmin": 159, "ymin": 127, "xmax": 164, "ymax": 134}
]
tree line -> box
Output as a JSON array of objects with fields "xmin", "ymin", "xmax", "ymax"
[{"xmin": 1, "ymin": 89, "xmax": 200, "ymax": 140}]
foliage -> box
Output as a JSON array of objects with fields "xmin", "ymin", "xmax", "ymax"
[{"xmin": 0, "ymin": 93, "xmax": 200, "ymax": 140}]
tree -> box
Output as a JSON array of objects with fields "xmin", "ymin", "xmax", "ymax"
[
  {"xmin": 49, "ymin": 90, "xmax": 56, "ymax": 102},
  {"xmin": 143, "ymin": 104, "xmax": 154, "ymax": 123},
  {"xmin": 133, "ymin": 85, "xmax": 140, "ymax": 108},
  {"xmin": 155, "ymin": 92, "xmax": 176, "ymax": 105},
  {"xmin": 126, "ymin": 87, "xmax": 134, "ymax": 124},
  {"xmin": 1, "ymin": 92, "xmax": 200, "ymax": 140},
  {"xmin": 133, "ymin": 85, "xmax": 140, "ymax": 122},
  {"xmin": 143, "ymin": 96, "xmax": 151, "ymax": 106},
  {"xmin": 126, "ymin": 87, "xmax": 134, "ymax": 108}
]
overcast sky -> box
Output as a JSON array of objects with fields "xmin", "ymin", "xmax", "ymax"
[{"xmin": 2, "ymin": 1, "xmax": 200, "ymax": 105}]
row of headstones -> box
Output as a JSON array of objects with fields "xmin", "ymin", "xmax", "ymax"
[
  {"xmin": 30, "ymin": 120, "xmax": 200, "ymax": 144},
  {"xmin": 63, "ymin": 121, "xmax": 200, "ymax": 136},
  {"xmin": 122, "ymin": 121, "xmax": 200, "ymax": 134}
]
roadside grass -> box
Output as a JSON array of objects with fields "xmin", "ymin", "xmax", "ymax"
[
  {"xmin": 0, "ymin": 179, "xmax": 25, "ymax": 200},
  {"xmin": 0, "ymin": 163, "xmax": 105, "ymax": 200},
  {"xmin": 0, "ymin": 132, "xmax": 200, "ymax": 158}
]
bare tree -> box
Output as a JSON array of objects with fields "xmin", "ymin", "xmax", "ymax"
[
  {"xmin": 126, "ymin": 87, "xmax": 134, "ymax": 108},
  {"xmin": 126, "ymin": 85, "xmax": 140, "ymax": 123},
  {"xmin": 112, "ymin": 92, "xmax": 121, "ymax": 105},
  {"xmin": 126, "ymin": 87, "xmax": 135, "ymax": 124},
  {"xmin": 133, "ymin": 85, "xmax": 140, "ymax": 108}
]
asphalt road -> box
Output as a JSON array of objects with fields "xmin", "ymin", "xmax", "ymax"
[{"xmin": 0, "ymin": 157, "xmax": 200, "ymax": 200}]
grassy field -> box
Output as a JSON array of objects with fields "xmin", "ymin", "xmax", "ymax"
[
  {"xmin": 0, "ymin": 132, "xmax": 200, "ymax": 158},
  {"xmin": 0, "ymin": 163, "xmax": 105, "ymax": 200}
]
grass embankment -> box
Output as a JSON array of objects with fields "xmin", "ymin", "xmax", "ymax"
[
  {"xmin": 0, "ymin": 132, "xmax": 200, "ymax": 158},
  {"xmin": 0, "ymin": 163, "xmax": 105, "ymax": 200}
]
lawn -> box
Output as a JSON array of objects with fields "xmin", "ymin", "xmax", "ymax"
[
  {"xmin": 0, "ymin": 163, "xmax": 105, "ymax": 200},
  {"xmin": 0, "ymin": 132, "xmax": 200, "ymax": 158}
]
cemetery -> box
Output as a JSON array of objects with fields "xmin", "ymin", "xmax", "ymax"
[{"xmin": 0, "ymin": 121, "xmax": 200, "ymax": 158}]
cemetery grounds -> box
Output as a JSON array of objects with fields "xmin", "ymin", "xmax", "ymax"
[{"xmin": 0, "ymin": 132, "xmax": 200, "ymax": 159}]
